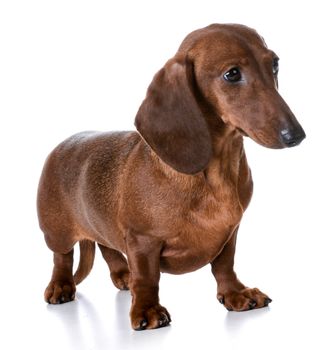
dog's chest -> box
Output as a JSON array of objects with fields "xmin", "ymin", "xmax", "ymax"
[{"xmin": 160, "ymin": 186, "xmax": 243, "ymax": 274}]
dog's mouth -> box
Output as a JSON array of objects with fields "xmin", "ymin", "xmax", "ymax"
[
  {"xmin": 236, "ymin": 127, "xmax": 248, "ymax": 137},
  {"xmin": 235, "ymin": 127, "xmax": 282, "ymax": 149}
]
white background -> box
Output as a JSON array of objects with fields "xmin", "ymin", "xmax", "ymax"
[{"xmin": 0, "ymin": 1, "xmax": 333, "ymax": 349}]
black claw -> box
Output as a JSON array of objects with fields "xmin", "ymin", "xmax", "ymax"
[
  {"xmin": 159, "ymin": 319, "xmax": 166, "ymax": 327},
  {"xmin": 139, "ymin": 320, "xmax": 148, "ymax": 330},
  {"xmin": 219, "ymin": 297, "xmax": 225, "ymax": 305},
  {"xmin": 165, "ymin": 312, "xmax": 172, "ymax": 323},
  {"xmin": 264, "ymin": 298, "xmax": 272, "ymax": 306},
  {"xmin": 159, "ymin": 313, "xmax": 170, "ymax": 327},
  {"xmin": 249, "ymin": 300, "xmax": 257, "ymax": 309}
]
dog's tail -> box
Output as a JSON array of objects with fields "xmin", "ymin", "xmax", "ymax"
[{"xmin": 73, "ymin": 240, "xmax": 96, "ymax": 285}]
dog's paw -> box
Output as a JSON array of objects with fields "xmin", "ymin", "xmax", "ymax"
[
  {"xmin": 111, "ymin": 269, "xmax": 130, "ymax": 291},
  {"xmin": 218, "ymin": 287, "xmax": 272, "ymax": 311},
  {"xmin": 44, "ymin": 280, "xmax": 76, "ymax": 304},
  {"xmin": 130, "ymin": 303, "xmax": 171, "ymax": 330}
]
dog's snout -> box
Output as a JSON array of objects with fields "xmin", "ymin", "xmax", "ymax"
[{"xmin": 280, "ymin": 127, "xmax": 306, "ymax": 147}]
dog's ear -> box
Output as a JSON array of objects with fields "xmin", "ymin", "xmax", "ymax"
[{"xmin": 135, "ymin": 56, "xmax": 212, "ymax": 175}]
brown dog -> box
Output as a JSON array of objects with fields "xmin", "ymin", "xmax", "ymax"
[{"xmin": 37, "ymin": 23, "xmax": 305, "ymax": 330}]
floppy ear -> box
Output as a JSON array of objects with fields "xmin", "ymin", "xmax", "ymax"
[{"xmin": 134, "ymin": 56, "xmax": 212, "ymax": 175}]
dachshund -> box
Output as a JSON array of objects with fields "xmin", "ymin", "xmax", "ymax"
[{"xmin": 37, "ymin": 23, "xmax": 305, "ymax": 330}]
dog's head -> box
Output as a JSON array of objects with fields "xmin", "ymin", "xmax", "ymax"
[{"xmin": 135, "ymin": 24, "xmax": 305, "ymax": 174}]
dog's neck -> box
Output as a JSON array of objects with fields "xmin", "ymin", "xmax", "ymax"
[
  {"xmin": 195, "ymin": 93, "xmax": 244, "ymax": 186},
  {"xmin": 204, "ymin": 118, "xmax": 244, "ymax": 189}
]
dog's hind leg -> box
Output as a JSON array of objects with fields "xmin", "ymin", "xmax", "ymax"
[
  {"xmin": 44, "ymin": 249, "xmax": 76, "ymax": 304},
  {"xmin": 98, "ymin": 244, "xmax": 130, "ymax": 290}
]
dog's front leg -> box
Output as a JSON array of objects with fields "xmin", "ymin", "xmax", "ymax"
[
  {"xmin": 211, "ymin": 226, "xmax": 272, "ymax": 311},
  {"xmin": 126, "ymin": 231, "xmax": 171, "ymax": 330}
]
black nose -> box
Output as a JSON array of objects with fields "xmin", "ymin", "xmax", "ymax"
[{"xmin": 280, "ymin": 128, "xmax": 306, "ymax": 147}]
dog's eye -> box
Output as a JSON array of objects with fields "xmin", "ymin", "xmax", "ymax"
[
  {"xmin": 272, "ymin": 58, "xmax": 279, "ymax": 75},
  {"xmin": 223, "ymin": 68, "xmax": 242, "ymax": 82}
]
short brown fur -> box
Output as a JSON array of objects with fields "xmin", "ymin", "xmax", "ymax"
[{"xmin": 37, "ymin": 24, "xmax": 305, "ymax": 330}]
